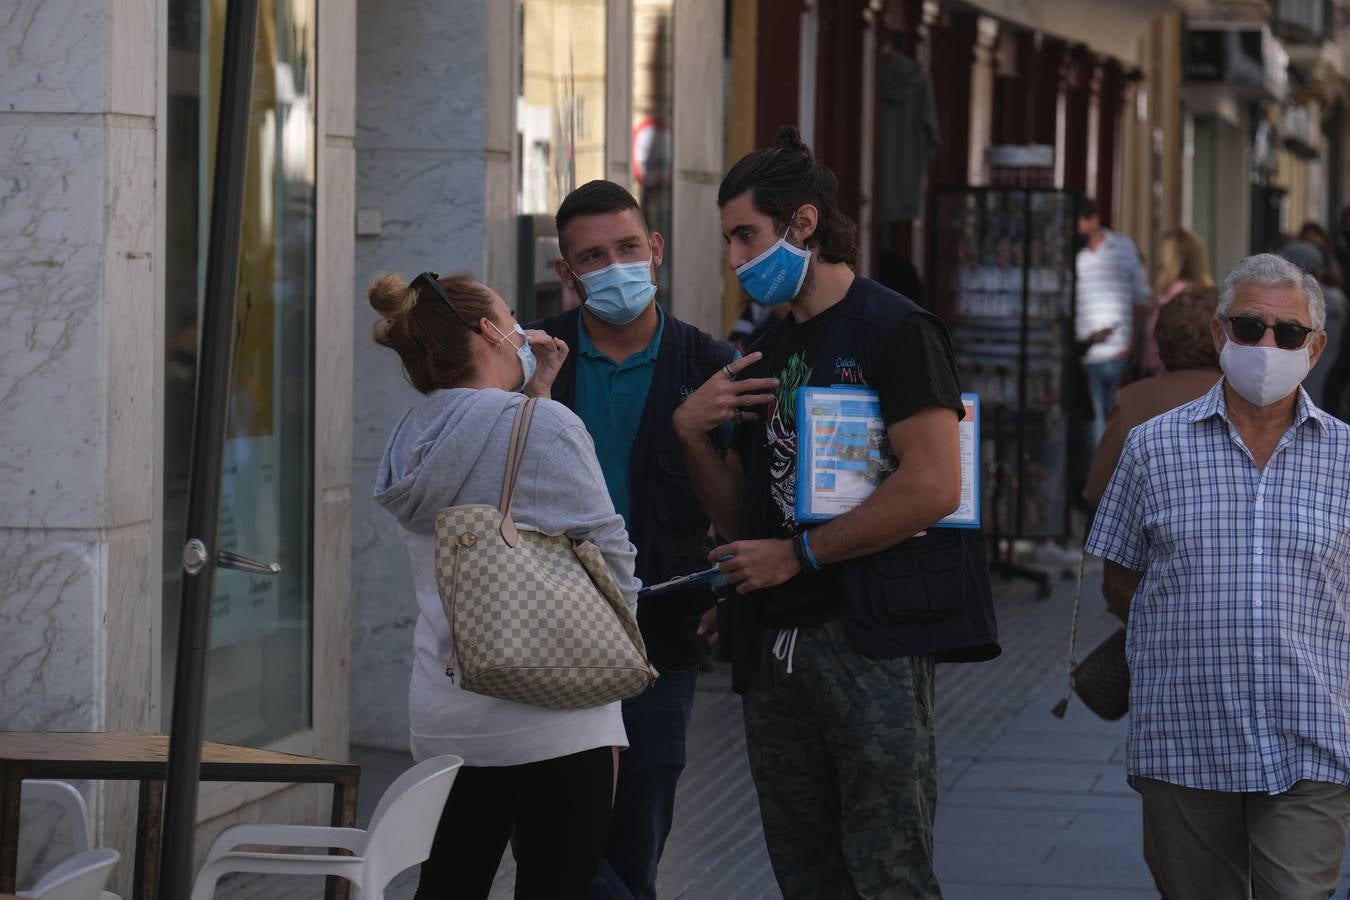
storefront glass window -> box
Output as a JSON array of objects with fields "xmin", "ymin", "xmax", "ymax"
[
  {"xmin": 163, "ymin": 0, "xmax": 316, "ymax": 746},
  {"xmin": 517, "ymin": 0, "xmax": 608, "ymax": 215},
  {"xmin": 632, "ymin": 0, "xmax": 674, "ymax": 300}
]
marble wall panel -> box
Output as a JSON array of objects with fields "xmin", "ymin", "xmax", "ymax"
[
  {"xmin": 669, "ymin": 0, "xmax": 725, "ymax": 335},
  {"xmin": 483, "ymin": 152, "xmax": 516, "ymax": 308},
  {"xmin": 348, "ymin": 460, "xmax": 415, "ymax": 749},
  {"xmin": 0, "ymin": 124, "xmax": 107, "ymax": 530},
  {"xmin": 351, "ymin": 145, "xmax": 488, "ymax": 749},
  {"xmin": 672, "ymin": 0, "xmax": 725, "ymax": 176},
  {"xmin": 350, "ymin": 0, "xmax": 502, "ymax": 750},
  {"xmin": 103, "ymin": 529, "xmax": 155, "ymax": 732},
  {"xmin": 0, "ymin": 536, "xmax": 99, "ymax": 730},
  {"xmin": 98, "ymin": 779, "xmax": 138, "ymax": 897},
  {"xmin": 100, "ymin": 529, "xmax": 153, "ymax": 899},
  {"xmin": 103, "ymin": 125, "xmax": 157, "ymax": 528},
  {"xmin": 0, "ymin": 0, "xmax": 107, "ymax": 114},
  {"xmin": 354, "ymin": 0, "xmax": 485, "ymax": 152},
  {"xmin": 670, "ymin": 179, "xmax": 723, "ymax": 334},
  {"xmin": 314, "ymin": 491, "xmax": 353, "ymax": 757},
  {"xmin": 322, "ymin": 0, "xmax": 357, "ymax": 139},
  {"xmin": 317, "ymin": 144, "xmax": 355, "ymax": 492},
  {"xmin": 605, "ymin": 0, "xmax": 633, "ymax": 190},
  {"xmin": 107, "ymin": 0, "xmax": 156, "ymax": 117},
  {"xmin": 314, "ymin": 0, "xmax": 357, "ymax": 763},
  {"xmin": 351, "ymin": 151, "xmax": 486, "ymax": 461},
  {"xmin": 351, "ymin": 299, "xmax": 422, "ymax": 465}
]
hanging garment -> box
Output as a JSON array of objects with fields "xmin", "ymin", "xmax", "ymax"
[{"xmin": 878, "ymin": 50, "xmax": 940, "ymax": 224}]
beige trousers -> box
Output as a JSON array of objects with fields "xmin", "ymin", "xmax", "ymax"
[{"xmin": 1137, "ymin": 777, "xmax": 1350, "ymax": 900}]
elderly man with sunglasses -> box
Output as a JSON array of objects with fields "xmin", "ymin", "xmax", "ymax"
[{"xmin": 1086, "ymin": 252, "xmax": 1350, "ymax": 900}]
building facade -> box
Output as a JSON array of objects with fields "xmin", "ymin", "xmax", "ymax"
[
  {"xmin": 724, "ymin": 0, "xmax": 1350, "ymax": 312},
  {"xmin": 2, "ymin": 0, "xmax": 355, "ymax": 890},
  {"xmin": 8, "ymin": 0, "xmax": 1350, "ymax": 892},
  {"xmin": 4, "ymin": 2, "xmax": 731, "ymax": 887}
]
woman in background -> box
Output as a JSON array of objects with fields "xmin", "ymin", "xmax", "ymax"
[{"xmin": 1133, "ymin": 229, "xmax": 1213, "ymax": 380}]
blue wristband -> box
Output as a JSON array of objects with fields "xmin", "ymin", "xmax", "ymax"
[{"xmin": 801, "ymin": 531, "xmax": 822, "ymax": 571}]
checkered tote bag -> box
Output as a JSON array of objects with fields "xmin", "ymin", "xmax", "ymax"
[{"xmin": 433, "ymin": 397, "xmax": 658, "ymax": 709}]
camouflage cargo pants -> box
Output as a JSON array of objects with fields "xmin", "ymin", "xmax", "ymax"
[{"xmin": 742, "ymin": 619, "xmax": 940, "ymax": 900}]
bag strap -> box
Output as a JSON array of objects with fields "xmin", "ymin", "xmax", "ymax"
[
  {"xmin": 1051, "ymin": 552, "xmax": 1088, "ymax": 719},
  {"xmin": 497, "ymin": 398, "xmax": 538, "ymax": 545}
]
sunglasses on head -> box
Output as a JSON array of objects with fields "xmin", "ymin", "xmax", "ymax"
[
  {"xmin": 411, "ymin": 271, "xmax": 481, "ymax": 334},
  {"xmin": 1224, "ymin": 315, "xmax": 1314, "ymax": 351}
]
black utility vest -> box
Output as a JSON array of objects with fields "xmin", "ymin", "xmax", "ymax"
[
  {"xmin": 537, "ymin": 308, "xmax": 737, "ymax": 670},
  {"xmin": 727, "ymin": 282, "xmax": 1000, "ymax": 692}
]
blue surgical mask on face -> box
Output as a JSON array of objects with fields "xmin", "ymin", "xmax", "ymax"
[
  {"xmin": 574, "ymin": 258, "xmax": 658, "ymax": 325},
  {"xmin": 736, "ymin": 230, "xmax": 812, "ymax": 305},
  {"xmin": 489, "ymin": 321, "xmax": 537, "ymax": 391}
]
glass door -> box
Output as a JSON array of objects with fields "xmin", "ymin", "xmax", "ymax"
[{"xmin": 163, "ymin": 0, "xmax": 316, "ymax": 746}]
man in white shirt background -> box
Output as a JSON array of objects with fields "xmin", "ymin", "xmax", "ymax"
[{"xmin": 1075, "ymin": 198, "xmax": 1151, "ymax": 446}]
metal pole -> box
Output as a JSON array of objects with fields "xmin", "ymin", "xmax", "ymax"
[{"xmin": 158, "ymin": 1, "xmax": 259, "ymax": 897}]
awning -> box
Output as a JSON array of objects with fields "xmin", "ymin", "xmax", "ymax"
[{"xmin": 957, "ymin": 0, "xmax": 1179, "ymax": 66}]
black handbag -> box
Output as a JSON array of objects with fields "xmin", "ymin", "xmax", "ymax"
[{"xmin": 1051, "ymin": 556, "xmax": 1130, "ymax": 721}]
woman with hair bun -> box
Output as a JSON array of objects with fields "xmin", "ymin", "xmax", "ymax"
[{"xmin": 368, "ymin": 271, "xmax": 640, "ymax": 899}]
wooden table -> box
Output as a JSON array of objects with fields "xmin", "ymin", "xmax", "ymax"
[{"xmin": 0, "ymin": 732, "xmax": 359, "ymax": 900}]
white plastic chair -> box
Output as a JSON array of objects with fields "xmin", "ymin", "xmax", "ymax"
[
  {"xmin": 17, "ymin": 848, "xmax": 120, "ymax": 900},
  {"xmin": 188, "ymin": 754, "xmax": 462, "ymax": 900},
  {"xmin": 19, "ymin": 781, "xmax": 120, "ymax": 900}
]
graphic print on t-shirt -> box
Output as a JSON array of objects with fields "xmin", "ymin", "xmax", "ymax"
[
  {"xmin": 766, "ymin": 346, "xmax": 875, "ymax": 528},
  {"xmin": 766, "ymin": 352, "xmax": 814, "ymax": 528}
]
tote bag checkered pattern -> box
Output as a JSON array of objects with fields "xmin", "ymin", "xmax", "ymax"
[{"xmin": 433, "ymin": 398, "xmax": 657, "ymax": 709}]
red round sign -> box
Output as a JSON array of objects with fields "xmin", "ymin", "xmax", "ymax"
[{"xmin": 632, "ymin": 117, "xmax": 672, "ymax": 187}]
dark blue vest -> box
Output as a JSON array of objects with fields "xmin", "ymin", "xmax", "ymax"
[
  {"xmin": 535, "ymin": 307, "xmax": 738, "ymax": 670},
  {"xmin": 726, "ymin": 281, "xmax": 1000, "ymax": 691}
]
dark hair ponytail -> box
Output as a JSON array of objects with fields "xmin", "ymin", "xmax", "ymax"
[{"xmin": 718, "ymin": 126, "xmax": 859, "ymax": 268}]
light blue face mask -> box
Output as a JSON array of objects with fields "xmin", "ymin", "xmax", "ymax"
[
  {"xmin": 736, "ymin": 230, "xmax": 812, "ymax": 305},
  {"xmin": 489, "ymin": 321, "xmax": 537, "ymax": 390},
  {"xmin": 574, "ymin": 257, "xmax": 658, "ymax": 325}
]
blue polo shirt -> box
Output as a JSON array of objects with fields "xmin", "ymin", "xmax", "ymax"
[{"xmin": 574, "ymin": 309, "xmax": 665, "ymax": 524}]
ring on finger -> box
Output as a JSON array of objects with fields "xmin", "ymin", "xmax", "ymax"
[
  {"xmin": 722, "ymin": 363, "xmax": 736, "ymax": 380},
  {"xmin": 733, "ymin": 408, "xmax": 744, "ymax": 424}
]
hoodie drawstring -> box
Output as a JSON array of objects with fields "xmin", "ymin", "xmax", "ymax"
[{"xmin": 772, "ymin": 627, "xmax": 799, "ymax": 675}]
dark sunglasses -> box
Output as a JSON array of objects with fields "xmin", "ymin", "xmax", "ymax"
[
  {"xmin": 1224, "ymin": 315, "xmax": 1314, "ymax": 351},
  {"xmin": 411, "ymin": 271, "xmax": 481, "ymax": 334}
]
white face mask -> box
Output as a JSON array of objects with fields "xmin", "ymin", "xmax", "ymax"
[{"xmin": 1220, "ymin": 341, "xmax": 1310, "ymax": 407}]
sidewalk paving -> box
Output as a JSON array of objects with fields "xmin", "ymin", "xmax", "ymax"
[{"xmin": 217, "ymin": 563, "xmax": 1350, "ymax": 899}]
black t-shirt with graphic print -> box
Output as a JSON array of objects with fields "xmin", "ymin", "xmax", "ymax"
[{"xmin": 733, "ymin": 277, "xmax": 964, "ymax": 627}]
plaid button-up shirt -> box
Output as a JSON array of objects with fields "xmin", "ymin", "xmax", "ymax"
[{"xmin": 1086, "ymin": 379, "xmax": 1350, "ymax": 794}]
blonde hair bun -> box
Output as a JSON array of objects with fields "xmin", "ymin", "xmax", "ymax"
[{"xmin": 368, "ymin": 273, "xmax": 418, "ymax": 321}]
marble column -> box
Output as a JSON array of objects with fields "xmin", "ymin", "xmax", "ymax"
[
  {"xmin": 350, "ymin": 0, "xmax": 501, "ymax": 750},
  {"xmin": 0, "ymin": 0, "xmax": 159, "ymax": 890},
  {"xmin": 670, "ymin": 0, "xmax": 727, "ymax": 335}
]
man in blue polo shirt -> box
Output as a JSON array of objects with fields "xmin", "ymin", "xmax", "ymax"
[
  {"xmin": 532, "ymin": 180, "xmax": 738, "ymax": 900},
  {"xmin": 573, "ymin": 295, "xmax": 664, "ymax": 524}
]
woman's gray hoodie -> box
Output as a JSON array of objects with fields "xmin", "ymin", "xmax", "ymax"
[{"xmin": 373, "ymin": 387, "xmax": 640, "ymax": 765}]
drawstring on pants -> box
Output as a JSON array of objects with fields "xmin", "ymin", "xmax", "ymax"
[{"xmin": 772, "ymin": 627, "xmax": 799, "ymax": 675}]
